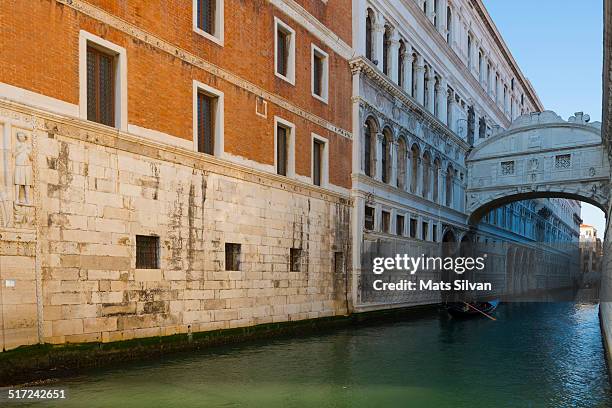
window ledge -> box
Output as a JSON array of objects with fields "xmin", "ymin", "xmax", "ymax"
[
  {"xmin": 193, "ymin": 27, "xmax": 224, "ymax": 47},
  {"xmin": 275, "ymin": 71, "xmax": 295, "ymax": 86},
  {"xmin": 312, "ymin": 92, "xmax": 329, "ymax": 104}
]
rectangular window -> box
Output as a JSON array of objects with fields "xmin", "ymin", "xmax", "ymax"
[
  {"xmin": 290, "ymin": 248, "xmax": 302, "ymax": 272},
  {"xmin": 275, "ymin": 18, "xmax": 295, "ymax": 84},
  {"xmin": 225, "ymin": 243, "xmax": 241, "ymax": 271},
  {"xmin": 193, "ymin": 0, "xmax": 223, "ymax": 44},
  {"xmin": 334, "ymin": 252, "xmax": 344, "ymax": 275},
  {"xmin": 313, "ymin": 139, "xmax": 323, "ymax": 186},
  {"xmin": 277, "ymin": 124, "xmax": 288, "ymax": 176},
  {"xmin": 365, "ymin": 206, "xmax": 375, "ymax": 230},
  {"xmin": 555, "ymin": 154, "xmax": 571, "ymax": 169},
  {"xmin": 396, "ymin": 215, "xmax": 405, "ymax": 236},
  {"xmin": 197, "ymin": 91, "xmax": 216, "ymax": 155},
  {"xmin": 432, "ymin": 225, "xmax": 438, "ymax": 242},
  {"xmin": 410, "ymin": 218, "xmax": 417, "ymax": 238},
  {"xmin": 87, "ymin": 46, "xmax": 115, "ymax": 127},
  {"xmin": 422, "ymin": 222, "xmax": 429, "ymax": 241},
  {"xmin": 501, "ymin": 161, "xmax": 515, "ymax": 175},
  {"xmin": 136, "ymin": 235, "xmax": 159, "ymax": 269},
  {"xmin": 311, "ymin": 45, "xmax": 329, "ymax": 102},
  {"xmin": 196, "ymin": 0, "xmax": 216, "ymax": 34},
  {"xmin": 382, "ymin": 211, "xmax": 390, "ymax": 234}
]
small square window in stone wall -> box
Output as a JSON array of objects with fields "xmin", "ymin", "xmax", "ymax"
[
  {"xmin": 501, "ymin": 161, "xmax": 515, "ymax": 175},
  {"xmin": 555, "ymin": 154, "xmax": 571, "ymax": 169}
]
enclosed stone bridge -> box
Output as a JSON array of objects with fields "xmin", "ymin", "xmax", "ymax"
[{"xmin": 466, "ymin": 111, "xmax": 610, "ymax": 224}]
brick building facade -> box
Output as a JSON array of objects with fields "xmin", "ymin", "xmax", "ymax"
[{"xmin": 0, "ymin": 0, "xmax": 353, "ymax": 350}]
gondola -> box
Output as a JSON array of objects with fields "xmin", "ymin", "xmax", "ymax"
[{"xmin": 447, "ymin": 299, "xmax": 499, "ymax": 318}]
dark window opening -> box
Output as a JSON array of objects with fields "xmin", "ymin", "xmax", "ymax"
[
  {"xmin": 197, "ymin": 92, "xmax": 216, "ymax": 155},
  {"xmin": 365, "ymin": 206, "xmax": 375, "ymax": 230},
  {"xmin": 277, "ymin": 125, "xmax": 288, "ymax": 176},
  {"xmin": 197, "ymin": 0, "xmax": 216, "ymax": 35},
  {"xmin": 432, "ymin": 225, "xmax": 438, "ymax": 242},
  {"xmin": 396, "ymin": 215, "xmax": 405, "ymax": 236},
  {"xmin": 277, "ymin": 27, "xmax": 290, "ymax": 77},
  {"xmin": 313, "ymin": 53, "xmax": 324, "ymax": 97},
  {"xmin": 87, "ymin": 46, "xmax": 115, "ymax": 127},
  {"xmin": 136, "ymin": 235, "xmax": 159, "ymax": 269},
  {"xmin": 313, "ymin": 139, "xmax": 323, "ymax": 186},
  {"xmin": 410, "ymin": 218, "xmax": 417, "ymax": 238},
  {"xmin": 382, "ymin": 211, "xmax": 390, "ymax": 233},
  {"xmin": 334, "ymin": 252, "xmax": 344, "ymax": 276},
  {"xmin": 290, "ymin": 248, "xmax": 302, "ymax": 272},
  {"xmin": 225, "ymin": 243, "xmax": 241, "ymax": 271},
  {"xmin": 422, "ymin": 222, "xmax": 429, "ymax": 241}
]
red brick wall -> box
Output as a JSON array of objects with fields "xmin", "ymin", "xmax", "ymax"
[{"xmin": 0, "ymin": 0, "xmax": 352, "ymax": 189}]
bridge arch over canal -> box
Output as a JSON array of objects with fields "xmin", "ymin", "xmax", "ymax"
[{"xmin": 466, "ymin": 111, "xmax": 610, "ymax": 225}]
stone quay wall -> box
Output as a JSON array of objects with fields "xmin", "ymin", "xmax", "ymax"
[{"xmin": 0, "ymin": 101, "xmax": 351, "ymax": 351}]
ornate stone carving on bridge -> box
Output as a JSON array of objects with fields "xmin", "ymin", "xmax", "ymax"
[{"xmin": 465, "ymin": 111, "xmax": 610, "ymax": 222}]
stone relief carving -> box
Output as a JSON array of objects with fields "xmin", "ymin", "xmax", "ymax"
[
  {"xmin": 14, "ymin": 131, "xmax": 33, "ymax": 205},
  {"xmin": 0, "ymin": 125, "xmax": 35, "ymax": 228}
]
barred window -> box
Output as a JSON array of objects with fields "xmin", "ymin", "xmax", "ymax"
[
  {"xmin": 501, "ymin": 161, "xmax": 515, "ymax": 175},
  {"xmin": 225, "ymin": 243, "xmax": 241, "ymax": 271},
  {"xmin": 555, "ymin": 154, "xmax": 571, "ymax": 169},
  {"xmin": 87, "ymin": 46, "xmax": 115, "ymax": 127},
  {"xmin": 290, "ymin": 248, "xmax": 302, "ymax": 272},
  {"xmin": 334, "ymin": 252, "xmax": 344, "ymax": 276},
  {"xmin": 136, "ymin": 235, "xmax": 159, "ymax": 269}
]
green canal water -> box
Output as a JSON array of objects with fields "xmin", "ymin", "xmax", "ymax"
[{"xmin": 5, "ymin": 302, "xmax": 612, "ymax": 407}]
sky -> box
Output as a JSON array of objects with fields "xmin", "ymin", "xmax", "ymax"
[{"xmin": 482, "ymin": 0, "xmax": 607, "ymax": 235}]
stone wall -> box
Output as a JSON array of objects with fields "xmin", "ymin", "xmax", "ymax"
[{"xmin": 0, "ymin": 101, "xmax": 351, "ymax": 350}]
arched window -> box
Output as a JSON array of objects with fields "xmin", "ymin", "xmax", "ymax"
[
  {"xmin": 397, "ymin": 137, "xmax": 407, "ymax": 190},
  {"xmin": 410, "ymin": 144, "xmax": 420, "ymax": 193},
  {"xmin": 365, "ymin": 9, "xmax": 374, "ymax": 61},
  {"xmin": 433, "ymin": 158, "xmax": 441, "ymax": 203},
  {"xmin": 422, "ymin": 151, "xmax": 431, "ymax": 198},
  {"xmin": 446, "ymin": 164, "xmax": 454, "ymax": 207},
  {"xmin": 363, "ymin": 117, "xmax": 377, "ymax": 177},
  {"xmin": 381, "ymin": 128, "xmax": 393, "ymax": 184},
  {"xmin": 383, "ymin": 27, "xmax": 391, "ymax": 75},
  {"xmin": 398, "ymin": 40, "xmax": 406, "ymax": 88}
]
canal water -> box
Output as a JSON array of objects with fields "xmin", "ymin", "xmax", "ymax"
[{"xmin": 7, "ymin": 302, "xmax": 612, "ymax": 407}]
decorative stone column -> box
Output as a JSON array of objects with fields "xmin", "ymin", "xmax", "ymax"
[
  {"xmin": 375, "ymin": 132, "xmax": 384, "ymax": 181},
  {"xmin": 427, "ymin": 70, "xmax": 436, "ymax": 114},
  {"xmin": 416, "ymin": 55, "xmax": 425, "ymax": 105},
  {"xmin": 373, "ymin": 19, "xmax": 385, "ymax": 69},
  {"xmin": 447, "ymin": 90, "xmax": 454, "ymax": 131},
  {"xmin": 438, "ymin": 78, "xmax": 448, "ymax": 124},
  {"xmin": 426, "ymin": 0, "xmax": 435, "ymax": 24},
  {"xmin": 390, "ymin": 140, "xmax": 398, "ymax": 188},
  {"xmin": 404, "ymin": 46, "xmax": 414, "ymax": 95},
  {"xmin": 389, "ymin": 32, "xmax": 400, "ymax": 84}
]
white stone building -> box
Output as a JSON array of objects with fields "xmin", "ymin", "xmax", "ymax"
[{"xmin": 350, "ymin": 0, "xmax": 579, "ymax": 308}]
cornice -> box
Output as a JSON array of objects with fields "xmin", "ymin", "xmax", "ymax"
[
  {"xmin": 0, "ymin": 99, "xmax": 352, "ymax": 204},
  {"xmin": 350, "ymin": 56, "xmax": 471, "ymax": 153}
]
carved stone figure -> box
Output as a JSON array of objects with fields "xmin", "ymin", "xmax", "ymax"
[{"xmin": 14, "ymin": 131, "xmax": 32, "ymax": 205}]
